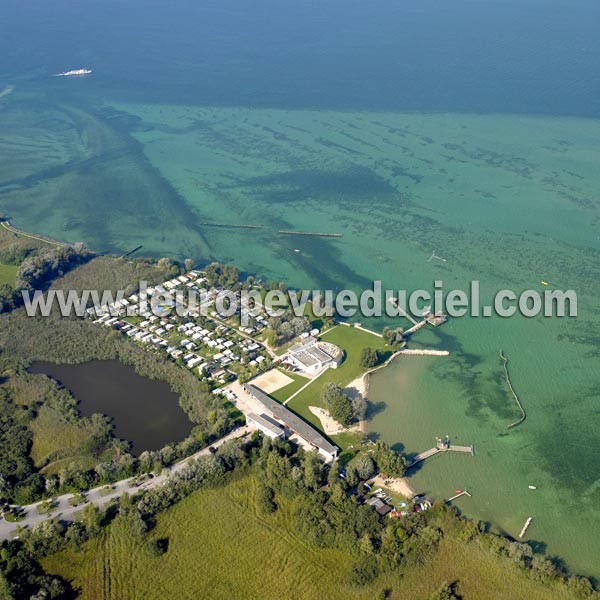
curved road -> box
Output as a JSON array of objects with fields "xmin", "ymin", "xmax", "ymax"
[{"xmin": 0, "ymin": 427, "xmax": 252, "ymax": 540}]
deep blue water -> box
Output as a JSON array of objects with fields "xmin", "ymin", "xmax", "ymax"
[
  {"xmin": 2, "ymin": 0, "xmax": 600, "ymax": 580},
  {"xmin": 1, "ymin": 0, "xmax": 599, "ymax": 116}
]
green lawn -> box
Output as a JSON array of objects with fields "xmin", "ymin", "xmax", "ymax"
[
  {"xmin": 41, "ymin": 474, "xmax": 583, "ymax": 600},
  {"xmin": 268, "ymin": 369, "xmax": 310, "ymax": 403},
  {"xmin": 0, "ymin": 261, "xmax": 17, "ymax": 286},
  {"xmin": 285, "ymin": 325, "xmax": 389, "ymax": 429}
]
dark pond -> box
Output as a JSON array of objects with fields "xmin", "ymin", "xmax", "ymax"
[{"xmin": 29, "ymin": 360, "xmax": 194, "ymax": 455}]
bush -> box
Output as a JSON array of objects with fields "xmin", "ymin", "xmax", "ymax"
[
  {"xmin": 359, "ymin": 347, "xmax": 380, "ymax": 369},
  {"xmin": 373, "ymin": 441, "xmax": 406, "ymax": 478},
  {"xmin": 429, "ymin": 581, "xmax": 461, "ymax": 600},
  {"xmin": 256, "ymin": 484, "xmax": 277, "ymax": 514},
  {"xmin": 147, "ymin": 538, "xmax": 169, "ymax": 557},
  {"xmin": 321, "ymin": 383, "xmax": 355, "ymax": 427},
  {"xmin": 349, "ymin": 555, "xmax": 379, "ymax": 586}
]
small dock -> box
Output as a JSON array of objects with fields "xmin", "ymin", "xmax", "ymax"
[
  {"xmin": 387, "ymin": 297, "xmax": 418, "ymax": 326},
  {"xmin": 403, "ymin": 320, "xmax": 428, "ymax": 336},
  {"xmin": 406, "ymin": 437, "xmax": 474, "ymax": 470},
  {"xmin": 424, "ymin": 310, "xmax": 448, "ymax": 327},
  {"xmin": 445, "ymin": 489, "xmax": 472, "ymax": 503},
  {"xmin": 119, "ymin": 245, "xmax": 143, "ymax": 259}
]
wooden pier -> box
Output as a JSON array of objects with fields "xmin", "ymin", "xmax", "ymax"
[
  {"xmin": 403, "ymin": 320, "xmax": 428, "ymax": 336},
  {"xmin": 387, "ymin": 297, "xmax": 418, "ymax": 326},
  {"xmin": 119, "ymin": 245, "xmax": 143, "ymax": 259},
  {"xmin": 445, "ymin": 489, "xmax": 472, "ymax": 503},
  {"xmin": 406, "ymin": 439, "xmax": 474, "ymax": 470}
]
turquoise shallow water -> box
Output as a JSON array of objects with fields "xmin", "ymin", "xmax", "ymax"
[{"xmin": 1, "ymin": 0, "xmax": 599, "ymax": 580}]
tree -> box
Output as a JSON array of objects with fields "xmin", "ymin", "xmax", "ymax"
[
  {"xmin": 302, "ymin": 451, "xmax": 322, "ymax": 490},
  {"xmin": 184, "ymin": 258, "xmax": 195, "ymax": 272},
  {"xmin": 82, "ymin": 504, "xmax": 102, "ymax": 537},
  {"xmin": 0, "ymin": 283, "xmax": 17, "ymax": 313},
  {"xmin": 429, "ymin": 581, "xmax": 460, "ymax": 600},
  {"xmin": 353, "ymin": 454, "xmax": 375, "ymax": 481},
  {"xmin": 565, "ymin": 576, "xmax": 594, "ymax": 597},
  {"xmin": 256, "ymin": 484, "xmax": 277, "ymax": 514},
  {"xmin": 382, "ymin": 327, "xmax": 405, "ymax": 347},
  {"xmin": 329, "ymin": 393, "xmax": 354, "ymax": 427},
  {"xmin": 321, "ymin": 383, "xmax": 354, "ymax": 426},
  {"xmin": 157, "ymin": 257, "xmax": 172, "ymax": 270},
  {"xmin": 266, "ymin": 313, "xmax": 311, "ymax": 346},
  {"xmin": 373, "ymin": 441, "xmax": 405, "ymax": 478},
  {"xmin": 359, "ymin": 347, "xmax": 379, "ymax": 369},
  {"xmin": 351, "ymin": 395, "xmax": 367, "ymax": 422},
  {"xmin": 359, "ymin": 533, "xmax": 374, "ymax": 555},
  {"xmin": 327, "ymin": 461, "xmax": 340, "ymax": 486}
]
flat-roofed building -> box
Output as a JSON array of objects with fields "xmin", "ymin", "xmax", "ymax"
[
  {"xmin": 284, "ymin": 337, "xmax": 342, "ymax": 374},
  {"xmin": 244, "ymin": 384, "xmax": 338, "ymax": 461},
  {"xmin": 247, "ymin": 413, "xmax": 285, "ymax": 439}
]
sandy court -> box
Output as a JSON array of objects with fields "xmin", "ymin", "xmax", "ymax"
[{"xmin": 251, "ymin": 368, "xmax": 295, "ymax": 394}]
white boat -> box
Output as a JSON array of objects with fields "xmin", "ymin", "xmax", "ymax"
[
  {"xmin": 528, "ymin": 485, "xmax": 537, "ymax": 490},
  {"xmin": 54, "ymin": 69, "xmax": 92, "ymax": 77}
]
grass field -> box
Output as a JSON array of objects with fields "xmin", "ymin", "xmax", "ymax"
[
  {"xmin": 41, "ymin": 474, "xmax": 582, "ymax": 600},
  {"xmin": 0, "ymin": 261, "xmax": 17, "ymax": 286},
  {"xmin": 268, "ymin": 369, "xmax": 310, "ymax": 403},
  {"xmin": 29, "ymin": 405, "xmax": 106, "ymax": 474},
  {"xmin": 285, "ymin": 325, "xmax": 389, "ymax": 429}
]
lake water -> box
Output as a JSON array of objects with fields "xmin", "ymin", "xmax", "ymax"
[
  {"xmin": 1, "ymin": 0, "xmax": 599, "ymax": 579},
  {"xmin": 29, "ymin": 361, "xmax": 194, "ymax": 454}
]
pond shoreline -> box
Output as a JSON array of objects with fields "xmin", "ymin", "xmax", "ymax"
[{"xmin": 29, "ymin": 359, "xmax": 194, "ymax": 455}]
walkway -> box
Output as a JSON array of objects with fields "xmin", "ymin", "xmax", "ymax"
[
  {"xmin": 0, "ymin": 427, "xmax": 251, "ymax": 541},
  {"xmin": 405, "ymin": 443, "xmax": 474, "ymax": 470}
]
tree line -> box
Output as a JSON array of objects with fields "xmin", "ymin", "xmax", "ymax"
[{"xmin": 0, "ymin": 434, "xmax": 596, "ymax": 599}]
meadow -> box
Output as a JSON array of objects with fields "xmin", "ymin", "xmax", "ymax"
[
  {"xmin": 29, "ymin": 405, "xmax": 105, "ymax": 475},
  {"xmin": 41, "ymin": 474, "xmax": 583, "ymax": 600},
  {"xmin": 0, "ymin": 262, "xmax": 17, "ymax": 286}
]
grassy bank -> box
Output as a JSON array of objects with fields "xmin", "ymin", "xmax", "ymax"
[{"xmin": 41, "ymin": 474, "xmax": 583, "ymax": 600}]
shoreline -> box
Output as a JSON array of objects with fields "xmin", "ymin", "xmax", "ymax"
[
  {"xmin": 1, "ymin": 218, "xmax": 69, "ymax": 248},
  {"xmin": 371, "ymin": 474, "xmax": 415, "ymax": 499}
]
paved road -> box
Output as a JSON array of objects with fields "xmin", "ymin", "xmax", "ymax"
[{"xmin": 0, "ymin": 427, "xmax": 252, "ymax": 540}]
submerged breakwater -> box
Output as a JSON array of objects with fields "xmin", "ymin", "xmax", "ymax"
[{"xmin": 500, "ymin": 350, "xmax": 527, "ymax": 430}]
